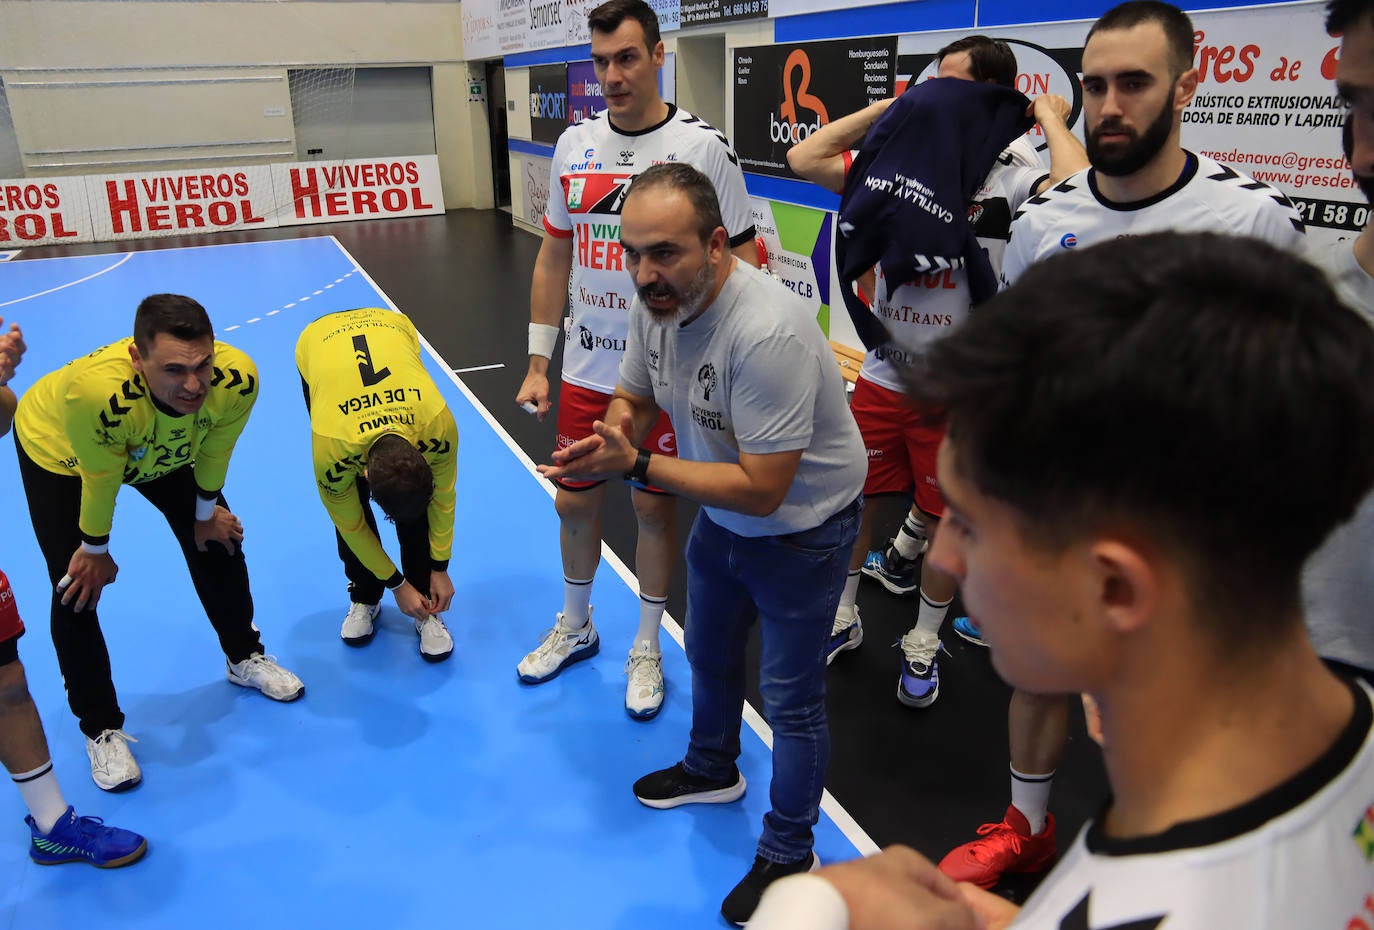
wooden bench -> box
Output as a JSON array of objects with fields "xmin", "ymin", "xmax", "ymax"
[{"xmin": 830, "ymin": 340, "xmax": 863, "ymax": 387}]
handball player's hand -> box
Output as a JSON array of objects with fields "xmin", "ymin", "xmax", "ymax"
[{"xmin": 59, "ymin": 548, "xmax": 119, "ymax": 613}]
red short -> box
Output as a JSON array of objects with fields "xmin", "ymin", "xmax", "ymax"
[
  {"xmin": 0, "ymin": 570, "xmax": 25, "ymax": 662},
  {"xmin": 554, "ymin": 382, "xmax": 676, "ymax": 493},
  {"xmin": 850, "ymin": 377, "xmax": 946, "ymax": 518}
]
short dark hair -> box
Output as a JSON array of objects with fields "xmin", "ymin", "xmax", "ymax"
[
  {"xmin": 1087, "ymin": 0, "xmax": 1196, "ymax": 77},
  {"xmin": 1327, "ymin": 0, "xmax": 1374, "ymax": 32},
  {"xmin": 913, "ymin": 231, "xmax": 1374, "ymax": 635},
  {"xmin": 626, "ymin": 163, "xmax": 724, "ymax": 243},
  {"xmin": 936, "ymin": 35, "xmax": 1018, "ymax": 88},
  {"xmin": 367, "ymin": 433, "xmax": 434, "ymax": 524},
  {"xmin": 133, "ymin": 294, "xmax": 213, "ymax": 354},
  {"xmin": 588, "ymin": 0, "xmax": 660, "ymax": 50}
]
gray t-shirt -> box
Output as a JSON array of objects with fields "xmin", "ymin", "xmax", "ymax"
[
  {"xmin": 619, "ymin": 260, "xmax": 867, "ymax": 537},
  {"xmin": 1305, "ymin": 237, "xmax": 1374, "ymax": 670}
]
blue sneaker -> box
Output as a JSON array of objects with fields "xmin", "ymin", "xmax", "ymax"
[
  {"xmin": 27, "ymin": 806, "xmax": 147, "ymax": 868},
  {"xmin": 952, "ymin": 616, "xmax": 987, "ymax": 647},
  {"xmin": 861, "ymin": 543, "xmax": 919, "ymax": 595},
  {"xmin": 827, "ymin": 609, "xmax": 863, "ymax": 665},
  {"xmin": 896, "ymin": 630, "xmax": 941, "ymax": 708}
]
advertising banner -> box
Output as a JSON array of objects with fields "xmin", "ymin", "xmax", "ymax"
[
  {"xmin": 733, "ymin": 36, "xmax": 897, "ymax": 179},
  {"xmin": 528, "ymin": 0, "xmax": 568, "ymax": 51},
  {"xmin": 567, "ymin": 60, "xmax": 605, "ymax": 125},
  {"xmin": 88, "ymin": 166, "xmax": 277, "ymax": 241},
  {"xmin": 681, "ymin": 0, "xmax": 765, "ymax": 27},
  {"xmin": 516, "ymin": 153, "xmax": 555, "ymax": 227},
  {"xmin": 530, "ymin": 64, "xmax": 570, "ymax": 144},
  {"xmin": 497, "ymin": 0, "xmax": 530, "ymax": 54},
  {"xmin": 0, "ymin": 177, "xmax": 95, "ymax": 247},
  {"xmin": 462, "ymin": 0, "xmax": 502, "ymax": 60},
  {"xmin": 751, "ymin": 197, "xmax": 835, "ymax": 332},
  {"xmin": 271, "ymin": 155, "xmax": 445, "ymax": 227}
]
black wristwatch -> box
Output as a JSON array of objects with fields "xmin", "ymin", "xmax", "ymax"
[{"xmin": 626, "ymin": 448, "xmax": 652, "ymax": 485}]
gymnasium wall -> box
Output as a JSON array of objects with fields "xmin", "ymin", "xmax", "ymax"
[{"xmin": 0, "ymin": 1, "xmax": 491, "ymax": 210}]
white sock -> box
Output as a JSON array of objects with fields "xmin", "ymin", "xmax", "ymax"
[
  {"xmin": 1010, "ymin": 765, "xmax": 1055, "ymax": 835},
  {"xmin": 561, "ymin": 577, "xmax": 594, "ymax": 628},
  {"xmin": 836, "ymin": 570, "xmax": 861, "ymax": 619},
  {"xmin": 914, "ymin": 590, "xmax": 952, "ymax": 637},
  {"xmin": 891, "ymin": 514, "xmax": 928, "ymax": 560},
  {"xmin": 634, "ymin": 593, "xmax": 666, "ymax": 650},
  {"xmin": 13, "ymin": 762, "xmax": 67, "ymax": 834}
]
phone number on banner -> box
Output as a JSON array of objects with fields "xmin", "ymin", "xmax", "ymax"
[
  {"xmin": 1290, "ymin": 196, "xmax": 1371, "ymax": 232},
  {"xmin": 680, "ymin": 0, "xmax": 766, "ymax": 25}
]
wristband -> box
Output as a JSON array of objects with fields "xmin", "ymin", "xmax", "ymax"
[
  {"xmin": 80, "ymin": 541, "xmax": 110, "ymax": 555},
  {"xmin": 625, "ymin": 448, "xmax": 652, "ymax": 486},
  {"xmin": 528, "ymin": 323, "xmax": 559, "ymax": 359},
  {"xmin": 195, "ymin": 496, "xmax": 217, "ymax": 522}
]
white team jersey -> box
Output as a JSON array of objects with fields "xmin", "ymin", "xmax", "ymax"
[
  {"xmin": 862, "ymin": 156, "xmax": 1047, "ymax": 392},
  {"xmin": 1014, "ymin": 679, "xmax": 1374, "ymax": 930},
  {"xmin": 543, "ymin": 104, "xmax": 755, "ymax": 393},
  {"xmin": 1002, "ymin": 151, "xmax": 1306, "ymax": 287}
]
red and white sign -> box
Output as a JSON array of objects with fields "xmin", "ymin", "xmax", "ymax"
[
  {"xmin": 0, "ymin": 178, "xmax": 95, "ymax": 246},
  {"xmin": 271, "ymin": 155, "xmax": 445, "ymax": 227},
  {"xmin": 88, "ymin": 166, "xmax": 277, "ymax": 241}
]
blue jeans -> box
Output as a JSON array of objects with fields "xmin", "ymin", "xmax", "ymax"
[{"xmin": 682, "ymin": 497, "xmax": 861, "ymax": 863}]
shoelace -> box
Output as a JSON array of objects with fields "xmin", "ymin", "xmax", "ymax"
[
  {"xmin": 92, "ymin": 730, "xmax": 137, "ymax": 766},
  {"xmin": 968, "ymin": 821, "xmax": 1025, "ymax": 864},
  {"xmin": 532, "ymin": 625, "xmax": 581, "ymax": 660},
  {"xmin": 897, "ymin": 631, "xmax": 942, "ymax": 667},
  {"xmin": 625, "ymin": 650, "xmax": 661, "ymax": 686},
  {"xmin": 830, "ymin": 614, "xmax": 857, "ymax": 636},
  {"xmin": 237, "ymin": 654, "xmax": 285, "ymax": 677}
]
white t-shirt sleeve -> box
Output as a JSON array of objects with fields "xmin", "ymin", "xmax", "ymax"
[
  {"xmin": 701, "ymin": 135, "xmax": 757, "ymax": 246},
  {"xmin": 543, "ymin": 133, "xmax": 574, "ymax": 234},
  {"xmin": 1001, "ymin": 215, "xmax": 1034, "ymax": 289},
  {"xmin": 746, "ymin": 873, "xmax": 850, "ymax": 930}
]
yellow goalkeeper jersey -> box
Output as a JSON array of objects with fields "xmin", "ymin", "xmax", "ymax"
[
  {"xmin": 295, "ymin": 308, "xmax": 458, "ymax": 585},
  {"xmin": 15, "ymin": 338, "xmax": 257, "ymax": 543}
]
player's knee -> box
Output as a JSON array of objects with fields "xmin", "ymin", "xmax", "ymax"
[
  {"xmin": 631, "ymin": 490, "xmax": 674, "ymax": 533},
  {"xmin": 0, "ymin": 659, "xmax": 32, "ymax": 713},
  {"xmin": 555, "ymin": 485, "xmax": 602, "ymax": 524}
]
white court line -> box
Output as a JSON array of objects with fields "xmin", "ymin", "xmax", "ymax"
[
  {"xmin": 329, "ymin": 235, "xmax": 881, "ymax": 858},
  {"xmin": 0, "ymin": 252, "xmax": 133, "ymax": 308},
  {"xmin": 453, "ymin": 363, "xmax": 505, "ymax": 373}
]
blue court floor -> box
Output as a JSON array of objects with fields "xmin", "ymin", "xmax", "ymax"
[{"xmin": 0, "ymin": 237, "xmax": 871, "ymax": 930}]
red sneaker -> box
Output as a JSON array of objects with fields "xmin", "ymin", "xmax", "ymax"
[{"xmin": 937, "ymin": 805, "xmax": 1057, "ymax": 889}]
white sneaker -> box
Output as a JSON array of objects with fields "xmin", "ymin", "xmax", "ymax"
[
  {"xmin": 227, "ymin": 653, "xmax": 305, "ymax": 702},
  {"xmin": 416, "ymin": 615, "xmax": 454, "ymax": 662},
  {"xmin": 86, "ymin": 729, "xmax": 141, "ymax": 792},
  {"xmin": 516, "ymin": 611, "xmax": 599, "ymax": 684},
  {"xmin": 624, "ymin": 640, "xmax": 665, "ymax": 719},
  {"xmin": 341, "ymin": 602, "xmax": 381, "ymax": 645}
]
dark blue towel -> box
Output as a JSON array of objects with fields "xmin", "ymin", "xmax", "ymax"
[{"xmin": 837, "ymin": 78, "xmax": 1032, "ymax": 349}]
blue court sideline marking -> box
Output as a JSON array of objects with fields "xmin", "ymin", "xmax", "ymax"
[{"xmin": 337, "ymin": 235, "xmax": 881, "ymax": 857}]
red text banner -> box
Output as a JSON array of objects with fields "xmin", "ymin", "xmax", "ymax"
[{"xmin": 272, "ymin": 155, "xmax": 445, "ymax": 227}]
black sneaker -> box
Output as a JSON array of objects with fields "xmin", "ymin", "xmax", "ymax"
[
  {"xmin": 632, "ymin": 762, "xmax": 746, "ymax": 810},
  {"xmin": 720, "ymin": 852, "xmax": 820, "ymax": 926}
]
